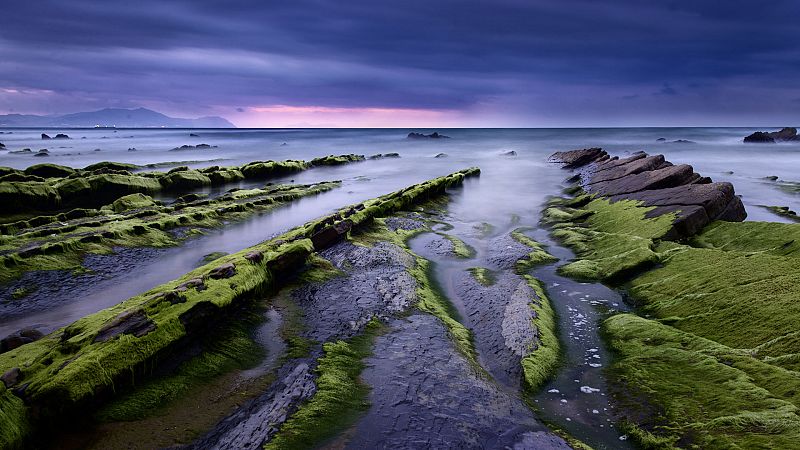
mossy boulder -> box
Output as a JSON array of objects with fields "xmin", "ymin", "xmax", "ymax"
[
  {"xmin": 0, "ymin": 182, "xmax": 61, "ymax": 213},
  {"xmin": 159, "ymin": 170, "xmax": 212, "ymax": 190},
  {"xmin": 83, "ymin": 161, "xmax": 139, "ymax": 172},
  {"xmin": 207, "ymin": 169, "xmax": 244, "ymax": 185},
  {"xmin": 0, "ymin": 167, "xmax": 20, "ymax": 177},
  {"xmin": 0, "ymin": 173, "xmax": 45, "ymax": 183},
  {"xmin": 108, "ymin": 193, "xmax": 158, "ymax": 213},
  {"xmin": 56, "ymin": 174, "xmax": 161, "ymax": 207},
  {"xmin": 309, "ymin": 154, "xmax": 365, "ymax": 166},
  {"xmin": 240, "ymin": 160, "xmax": 308, "ymax": 178},
  {"xmin": 23, "ymin": 163, "xmax": 75, "ymax": 179}
]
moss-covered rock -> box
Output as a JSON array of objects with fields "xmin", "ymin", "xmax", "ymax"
[
  {"xmin": 108, "ymin": 193, "xmax": 158, "ymax": 213},
  {"xmin": 240, "ymin": 160, "xmax": 307, "ymax": 178},
  {"xmin": 0, "ymin": 182, "xmax": 62, "ymax": 214},
  {"xmin": 83, "ymin": 161, "xmax": 140, "ymax": 172},
  {"xmin": 309, "ymin": 154, "xmax": 365, "ymax": 166},
  {"xmin": 159, "ymin": 170, "xmax": 212, "ymax": 190},
  {"xmin": 23, "ymin": 163, "xmax": 75, "ymax": 178}
]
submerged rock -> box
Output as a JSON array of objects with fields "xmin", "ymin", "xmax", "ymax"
[
  {"xmin": 434, "ymin": 152, "xmax": 448, "ymax": 158},
  {"xmin": 407, "ymin": 131, "xmax": 450, "ymax": 139}
]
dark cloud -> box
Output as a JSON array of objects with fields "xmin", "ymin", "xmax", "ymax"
[{"xmin": 1, "ymin": 0, "xmax": 799, "ymax": 125}]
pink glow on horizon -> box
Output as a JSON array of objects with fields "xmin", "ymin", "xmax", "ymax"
[{"xmin": 231, "ymin": 104, "xmax": 469, "ymax": 128}]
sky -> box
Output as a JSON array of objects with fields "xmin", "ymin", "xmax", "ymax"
[{"xmin": 1, "ymin": 0, "xmax": 799, "ymax": 128}]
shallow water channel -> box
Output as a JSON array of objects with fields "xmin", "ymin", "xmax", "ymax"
[{"xmin": 407, "ymin": 210, "xmax": 634, "ymax": 448}]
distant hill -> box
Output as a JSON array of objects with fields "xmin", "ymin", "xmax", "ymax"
[{"xmin": 0, "ymin": 108, "xmax": 235, "ymax": 128}]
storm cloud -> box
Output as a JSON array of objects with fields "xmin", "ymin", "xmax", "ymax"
[{"xmin": 1, "ymin": 0, "xmax": 799, "ymax": 126}]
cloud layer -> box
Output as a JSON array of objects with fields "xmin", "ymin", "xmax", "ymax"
[{"xmin": 1, "ymin": 0, "xmax": 799, "ymax": 126}]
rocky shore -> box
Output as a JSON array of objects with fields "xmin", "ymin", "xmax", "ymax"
[{"xmin": 547, "ymin": 148, "xmax": 800, "ymax": 448}]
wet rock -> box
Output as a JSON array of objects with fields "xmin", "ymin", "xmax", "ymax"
[
  {"xmin": 0, "ymin": 328, "xmax": 44, "ymax": 353},
  {"xmin": 1, "ymin": 368, "xmax": 21, "ymax": 387},
  {"xmin": 175, "ymin": 278, "xmax": 205, "ymax": 292},
  {"xmin": 189, "ymin": 133, "xmax": 199, "ymax": 137},
  {"xmin": 189, "ymin": 362, "xmax": 316, "ymax": 449},
  {"xmin": 244, "ymin": 250, "xmax": 264, "ymax": 263},
  {"xmin": 208, "ymin": 263, "xmax": 236, "ymax": 279},
  {"xmin": 33, "ymin": 150, "xmax": 49, "ymax": 157},
  {"xmin": 486, "ymin": 233, "xmax": 533, "ymax": 270},
  {"xmin": 671, "ymin": 139, "xmax": 694, "ymax": 144},
  {"xmin": 384, "ymin": 215, "xmax": 425, "ymax": 231},
  {"xmin": 586, "ymin": 164, "xmax": 696, "ymax": 196},
  {"xmin": 501, "ymin": 150, "xmax": 517, "ymax": 156},
  {"xmin": 656, "ymin": 137, "xmax": 667, "ymax": 141},
  {"xmin": 368, "ymin": 153, "xmax": 401, "ymax": 159},
  {"xmin": 54, "ymin": 133, "xmax": 70, "ymax": 139},
  {"xmin": 407, "ymin": 131, "xmax": 450, "ymax": 139},
  {"xmin": 434, "ymin": 152, "xmax": 448, "ymax": 158},
  {"xmin": 41, "ymin": 133, "xmax": 51, "ymax": 140},
  {"xmin": 94, "ymin": 309, "xmax": 156, "ymax": 343},
  {"xmin": 347, "ymin": 314, "xmax": 569, "ymax": 449},
  {"xmin": 744, "ymin": 127, "xmax": 799, "ymax": 143},
  {"xmin": 548, "ymin": 147, "xmax": 607, "ymax": 169},
  {"xmin": 310, "ymin": 220, "xmax": 353, "ymax": 250}
]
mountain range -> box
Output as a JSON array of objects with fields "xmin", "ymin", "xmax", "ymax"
[{"xmin": 0, "ymin": 108, "xmax": 235, "ymax": 128}]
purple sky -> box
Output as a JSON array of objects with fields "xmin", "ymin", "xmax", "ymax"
[{"xmin": 1, "ymin": 0, "xmax": 799, "ymax": 127}]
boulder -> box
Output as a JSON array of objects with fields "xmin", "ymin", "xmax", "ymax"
[
  {"xmin": 501, "ymin": 150, "xmax": 517, "ymax": 157},
  {"xmin": 94, "ymin": 310, "xmax": 156, "ymax": 343},
  {"xmin": 1, "ymin": 368, "xmax": 21, "ymax": 387},
  {"xmin": 41, "ymin": 133, "xmax": 51, "ymax": 140},
  {"xmin": 208, "ymin": 263, "xmax": 236, "ymax": 279},
  {"xmin": 434, "ymin": 153, "xmax": 448, "ymax": 158},
  {"xmin": 24, "ymin": 163, "xmax": 75, "ymax": 178},
  {"xmin": 54, "ymin": 133, "xmax": 70, "ymax": 139},
  {"xmin": 548, "ymin": 148, "xmax": 607, "ymax": 169},
  {"xmin": 1, "ymin": 328, "xmax": 44, "ymax": 353}
]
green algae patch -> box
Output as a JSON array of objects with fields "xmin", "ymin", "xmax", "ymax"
[
  {"xmin": 603, "ymin": 314, "xmax": 800, "ymax": 449},
  {"xmin": 511, "ymin": 228, "xmax": 557, "ymax": 273},
  {"xmin": 264, "ymin": 320, "xmax": 384, "ymax": 450},
  {"xmin": 467, "ymin": 267, "xmax": 496, "ymax": 286},
  {"xmin": 0, "ymin": 387, "xmax": 29, "ymax": 450},
  {"xmin": 309, "ymin": 154, "xmax": 366, "ymax": 166},
  {"xmin": 108, "ymin": 193, "xmax": 158, "ymax": 213},
  {"xmin": 441, "ymin": 232, "xmax": 475, "ymax": 258},
  {"xmin": 95, "ymin": 311, "xmax": 265, "ymax": 422},
  {"xmin": 761, "ymin": 205, "xmax": 800, "ymax": 222},
  {"xmin": 545, "ymin": 198, "xmax": 674, "ymax": 282},
  {"xmin": 0, "ymin": 182, "xmax": 340, "ymax": 284},
  {"xmin": 520, "ymin": 275, "xmax": 560, "ymax": 393}
]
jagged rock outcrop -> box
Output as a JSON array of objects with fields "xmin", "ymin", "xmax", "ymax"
[
  {"xmin": 549, "ymin": 148, "xmax": 746, "ymax": 238},
  {"xmin": 744, "ymin": 127, "xmax": 800, "ymax": 143}
]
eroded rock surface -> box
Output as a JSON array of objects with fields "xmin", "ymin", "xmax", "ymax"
[
  {"xmin": 346, "ymin": 314, "xmax": 570, "ymax": 450},
  {"xmin": 550, "ymin": 148, "xmax": 747, "ymax": 238}
]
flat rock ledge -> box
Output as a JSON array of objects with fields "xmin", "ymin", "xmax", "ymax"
[{"xmin": 549, "ymin": 148, "xmax": 747, "ymax": 238}]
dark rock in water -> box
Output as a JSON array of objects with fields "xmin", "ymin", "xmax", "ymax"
[
  {"xmin": 764, "ymin": 175, "xmax": 779, "ymax": 181},
  {"xmin": 33, "ymin": 150, "xmax": 49, "ymax": 157},
  {"xmin": 501, "ymin": 150, "xmax": 517, "ymax": 156},
  {"xmin": 93, "ymin": 148, "xmax": 101, "ymax": 151},
  {"xmin": 24, "ymin": 162, "xmax": 75, "ymax": 178},
  {"xmin": 54, "ymin": 133, "xmax": 70, "ymax": 139},
  {"xmin": 548, "ymin": 147, "xmax": 607, "ymax": 169},
  {"xmin": 9, "ymin": 148, "xmax": 32, "ymax": 154},
  {"xmin": 208, "ymin": 262, "xmax": 236, "ymax": 279},
  {"xmin": 0, "ymin": 142, "xmax": 5, "ymax": 149},
  {"xmin": 656, "ymin": 137, "xmax": 667, "ymax": 141},
  {"xmin": 127, "ymin": 147, "xmax": 137, "ymax": 152},
  {"xmin": 94, "ymin": 309, "xmax": 156, "ymax": 342},
  {"xmin": 281, "ymin": 142, "xmax": 287, "ymax": 146},
  {"xmin": 1, "ymin": 367, "xmax": 21, "ymax": 387},
  {"xmin": 434, "ymin": 153, "xmax": 448, "ymax": 158},
  {"xmin": 368, "ymin": 153, "xmax": 401, "ymax": 159},
  {"xmin": 189, "ymin": 133, "xmax": 199, "ymax": 137},
  {"xmin": 407, "ymin": 131, "xmax": 450, "ymax": 139},
  {"xmin": 744, "ymin": 127, "xmax": 799, "ymax": 143},
  {"xmin": 41, "ymin": 133, "xmax": 51, "ymax": 140},
  {"xmin": 672, "ymin": 139, "xmax": 695, "ymax": 144},
  {"xmin": 171, "ymin": 143, "xmax": 217, "ymax": 151}
]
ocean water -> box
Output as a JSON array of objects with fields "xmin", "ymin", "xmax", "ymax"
[{"xmin": 1, "ymin": 127, "xmax": 797, "ymax": 224}]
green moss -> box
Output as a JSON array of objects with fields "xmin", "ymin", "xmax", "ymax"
[
  {"xmin": 265, "ymin": 320, "xmax": 383, "ymax": 450},
  {"xmin": 441, "ymin": 233, "xmax": 475, "ymax": 258},
  {"xmin": 0, "ymin": 181, "xmax": 61, "ymax": 213},
  {"xmin": 11, "ymin": 286, "xmax": 37, "ymax": 299},
  {"xmin": 201, "ymin": 252, "xmax": 228, "ymax": 264},
  {"xmin": 0, "ymin": 387, "xmax": 29, "ymax": 450},
  {"xmin": 83, "ymin": 162, "xmax": 140, "ymax": 172},
  {"xmin": 24, "ymin": 163, "xmax": 75, "ymax": 178},
  {"xmin": 604, "ymin": 314, "xmax": 800, "ymax": 449},
  {"xmin": 159, "ymin": 170, "xmax": 212, "ymax": 190},
  {"xmin": 467, "ymin": 267, "xmax": 496, "ymax": 286},
  {"xmin": 761, "ymin": 205, "xmax": 800, "ymax": 222},
  {"xmin": 474, "ymin": 222, "xmax": 495, "ymax": 237},
  {"xmin": 308, "ymin": 154, "xmax": 365, "ymax": 166},
  {"xmin": 108, "ymin": 193, "xmax": 158, "ymax": 213},
  {"xmin": 240, "ymin": 160, "xmax": 308, "ymax": 178},
  {"xmin": 95, "ymin": 312, "xmax": 265, "ymax": 422},
  {"xmin": 520, "ymin": 275, "xmax": 560, "ymax": 392},
  {"xmin": 546, "ymin": 198, "xmax": 675, "ymax": 282},
  {"xmin": 511, "ymin": 228, "xmax": 558, "ymax": 273}
]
